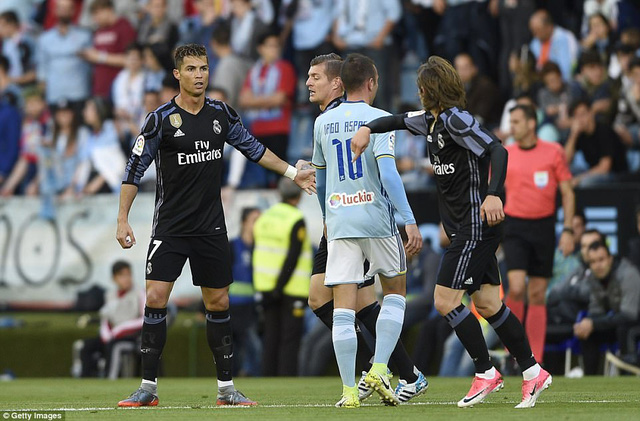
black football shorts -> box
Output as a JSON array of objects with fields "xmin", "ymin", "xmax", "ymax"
[
  {"xmin": 145, "ymin": 235, "xmax": 233, "ymax": 288},
  {"xmin": 503, "ymin": 215, "xmax": 556, "ymax": 278},
  {"xmin": 437, "ymin": 234, "xmax": 502, "ymax": 293}
]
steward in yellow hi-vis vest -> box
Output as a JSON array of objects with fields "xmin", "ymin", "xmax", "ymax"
[{"xmin": 252, "ymin": 178, "xmax": 311, "ymax": 376}]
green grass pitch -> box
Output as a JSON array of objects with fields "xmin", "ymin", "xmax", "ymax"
[{"xmin": 1, "ymin": 377, "xmax": 639, "ymax": 420}]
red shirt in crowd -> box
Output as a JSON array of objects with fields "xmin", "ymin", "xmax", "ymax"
[
  {"xmin": 93, "ymin": 17, "xmax": 136, "ymax": 97},
  {"xmin": 504, "ymin": 140, "xmax": 572, "ymax": 219},
  {"xmin": 242, "ymin": 59, "xmax": 296, "ymax": 137}
]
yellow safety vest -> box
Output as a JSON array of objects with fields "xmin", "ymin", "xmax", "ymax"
[{"xmin": 252, "ymin": 202, "xmax": 312, "ymax": 298}]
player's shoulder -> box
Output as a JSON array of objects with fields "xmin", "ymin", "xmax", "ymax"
[
  {"xmin": 204, "ymin": 97, "xmax": 240, "ymax": 122},
  {"xmin": 142, "ymin": 100, "xmax": 176, "ymax": 135},
  {"xmin": 441, "ymin": 107, "xmax": 477, "ymax": 134}
]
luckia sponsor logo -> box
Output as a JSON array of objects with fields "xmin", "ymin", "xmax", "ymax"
[{"xmin": 328, "ymin": 190, "xmax": 375, "ymax": 209}]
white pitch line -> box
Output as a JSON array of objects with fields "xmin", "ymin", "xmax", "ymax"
[{"xmin": 0, "ymin": 400, "xmax": 635, "ymax": 412}]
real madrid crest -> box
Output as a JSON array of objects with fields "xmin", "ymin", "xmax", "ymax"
[
  {"xmin": 169, "ymin": 113, "xmax": 182, "ymax": 128},
  {"xmin": 437, "ymin": 133, "xmax": 445, "ymax": 149},
  {"xmin": 213, "ymin": 119, "xmax": 222, "ymax": 134},
  {"xmin": 427, "ymin": 134, "xmax": 433, "ymax": 143}
]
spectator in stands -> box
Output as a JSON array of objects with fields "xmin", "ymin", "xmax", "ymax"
[
  {"xmin": 81, "ymin": 0, "xmax": 136, "ymax": 99},
  {"xmin": 491, "ymin": 0, "xmax": 536, "ymax": 96},
  {"xmin": 431, "ymin": 0, "xmax": 497, "ymax": 78},
  {"xmin": 239, "ymin": 32, "xmax": 296, "ymax": 178},
  {"xmin": 210, "ymin": 22, "xmax": 252, "ymax": 110},
  {"xmin": 628, "ymin": 206, "xmax": 640, "ymax": 270},
  {"xmin": 538, "ymin": 61, "xmax": 572, "ymax": 131},
  {"xmin": 574, "ymin": 241, "xmax": 640, "ymax": 375},
  {"xmin": 179, "ymin": 0, "xmax": 222, "ymax": 66},
  {"xmin": 332, "ymin": 0, "xmax": 401, "ymax": 111},
  {"xmin": 545, "ymin": 228, "xmax": 605, "ymax": 371},
  {"xmin": 614, "ymin": 57, "xmax": 640, "ymax": 152},
  {"xmin": 565, "ymin": 99, "xmax": 628, "ymax": 186},
  {"xmin": 228, "ymin": 207, "xmax": 262, "ymax": 376},
  {"xmin": 73, "ymin": 98, "xmax": 125, "ymax": 194},
  {"xmin": 160, "ymin": 73, "xmax": 179, "ymax": 104},
  {"xmin": 39, "ymin": 100, "xmax": 87, "ymax": 214},
  {"xmin": 253, "ymin": 178, "xmax": 311, "ymax": 376},
  {"xmin": 283, "ymin": 0, "xmax": 335, "ymax": 88},
  {"xmin": 142, "ymin": 43, "xmax": 171, "ymax": 93},
  {"xmin": 0, "ymin": 10, "xmax": 36, "ymax": 86},
  {"xmin": 570, "ymin": 50, "xmax": 615, "ymax": 125},
  {"xmin": 580, "ymin": 12, "xmax": 614, "ymax": 65},
  {"xmin": 0, "ymin": 79, "xmax": 21, "ymax": 190},
  {"xmin": 112, "ymin": 43, "xmax": 147, "ymax": 149},
  {"xmin": 613, "ymin": 41, "xmax": 637, "ymax": 92},
  {"xmin": 78, "ymin": 0, "xmax": 140, "ymax": 28},
  {"xmin": 454, "ymin": 52, "xmax": 502, "ymax": 127},
  {"xmin": 0, "ymin": 0, "xmax": 42, "ymax": 27},
  {"xmin": 581, "ymin": 0, "xmax": 619, "ymax": 36},
  {"xmin": 507, "ymin": 46, "xmax": 540, "ymax": 99},
  {"xmin": 37, "ymin": 0, "xmax": 91, "ymax": 107},
  {"xmin": 0, "ymin": 54, "xmax": 20, "ymax": 107},
  {"xmin": 0, "ymin": 87, "xmax": 49, "ymax": 197},
  {"xmin": 73, "ymin": 260, "xmax": 144, "ymax": 377},
  {"xmin": 229, "ymin": 0, "xmax": 268, "ymax": 60},
  {"xmin": 137, "ymin": 0, "xmax": 179, "ymax": 49},
  {"xmin": 549, "ymin": 210, "xmax": 587, "ymax": 292},
  {"xmin": 529, "ymin": 9, "xmax": 579, "ymax": 82}
]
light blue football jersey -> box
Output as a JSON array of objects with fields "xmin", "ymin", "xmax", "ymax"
[{"xmin": 312, "ymin": 101, "xmax": 398, "ymax": 241}]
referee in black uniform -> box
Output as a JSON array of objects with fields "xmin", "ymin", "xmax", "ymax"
[{"xmin": 115, "ymin": 44, "xmax": 315, "ymax": 407}]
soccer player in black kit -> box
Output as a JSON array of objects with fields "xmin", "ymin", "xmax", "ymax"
[
  {"xmin": 350, "ymin": 56, "xmax": 552, "ymax": 409},
  {"xmin": 115, "ymin": 44, "xmax": 315, "ymax": 407}
]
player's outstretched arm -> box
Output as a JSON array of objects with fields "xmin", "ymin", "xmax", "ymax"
[
  {"xmin": 351, "ymin": 114, "xmax": 409, "ymax": 162},
  {"xmin": 116, "ymin": 184, "xmax": 138, "ymax": 249},
  {"xmin": 257, "ymin": 148, "xmax": 316, "ymax": 194},
  {"xmin": 377, "ymin": 157, "xmax": 422, "ymax": 256}
]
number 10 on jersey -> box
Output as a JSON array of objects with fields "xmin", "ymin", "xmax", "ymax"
[{"xmin": 332, "ymin": 138, "xmax": 363, "ymax": 182}]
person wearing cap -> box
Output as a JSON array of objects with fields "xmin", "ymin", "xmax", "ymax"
[{"xmin": 252, "ymin": 177, "xmax": 312, "ymax": 376}]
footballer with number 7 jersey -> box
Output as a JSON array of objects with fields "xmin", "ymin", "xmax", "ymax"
[{"xmin": 115, "ymin": 43, "xmax": 315, "ymax": 408}]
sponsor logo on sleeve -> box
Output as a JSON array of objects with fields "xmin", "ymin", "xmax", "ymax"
[
  {"xmin": 389, "ymin": 132, "xmax": 395, "ymax": 151},
  {"xmin": 132, "ymin": 135, "xmax": 145, "ymax": 156}
]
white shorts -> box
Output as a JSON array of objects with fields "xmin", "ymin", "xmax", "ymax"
[{"xmin": 324, "ymin": 234, "xmax": 407, "ymax": 286}]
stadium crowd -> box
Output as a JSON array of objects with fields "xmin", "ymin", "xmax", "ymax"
[{"xmin": 1, "ymin": 0, "xmax": 640, "ymax": 377}]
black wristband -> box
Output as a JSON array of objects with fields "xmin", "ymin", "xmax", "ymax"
[{"xmin": 562, "ymin": 227, "xmax": 574, "ymax": 234}]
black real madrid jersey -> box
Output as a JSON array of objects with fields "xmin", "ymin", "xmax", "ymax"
[
  {"xmin": 403, "ymin": 107, "xmax": 505, "ymax": 240},
  {"xmin": 123, "ymin": 97, "xmax": 266, "ymax": 237}
]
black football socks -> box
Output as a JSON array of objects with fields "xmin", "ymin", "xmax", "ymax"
[
  {"xmin": 206, "ymin": 310, "xmax": 234, "ymax": 384},
  {"xmin": 444, "ymin": 304, "xmax": 493, "ymax": 373},
  {"xmin": 485, "ymin": 303, "xmax": 536, "ymax": 371},
  {"xmin": 141, "ymin": 306, "xmax": 167, "ymax": 393}
]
